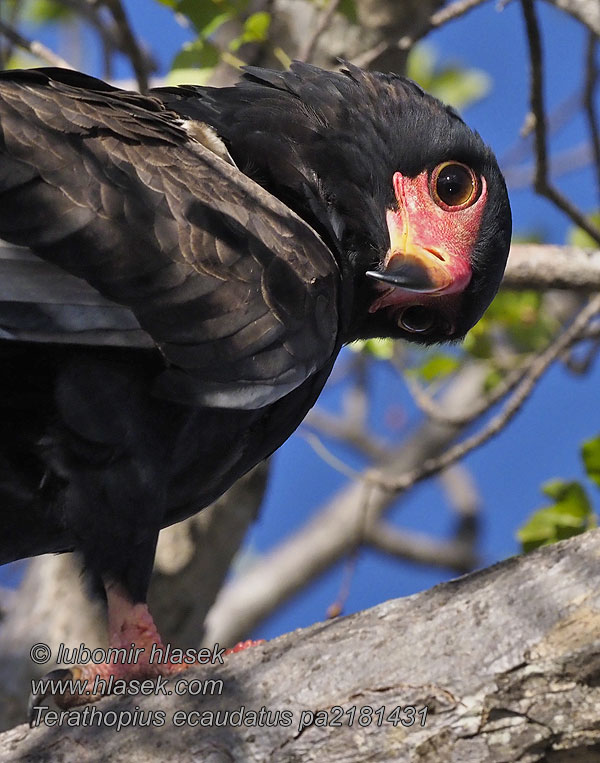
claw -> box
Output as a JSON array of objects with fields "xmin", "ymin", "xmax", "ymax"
[
  {"xmin": 224, "ymin": 639, "xmax": 265, "ymax": 655},
  {"xmin": 28, "ymin": 668, "xmax": 73, "ymax": 727}
]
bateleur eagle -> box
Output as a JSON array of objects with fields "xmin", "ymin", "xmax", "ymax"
[{"xmin": 0, "ymin": 62, "xmax": 511, "ymax": 714}]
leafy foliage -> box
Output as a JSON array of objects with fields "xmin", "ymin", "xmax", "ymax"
[
  {"xmin": 465, "ymin": 290, "xmax": 558, "ymax": 360},
  {"xmin": 229, "ymin": 12, "xmax": 271, "ymax": 52},
  {"xmin": 518, "ymin": 480, "xmax": 594, "ymax": 552},
  {"xmin": 349, "ymin": 338, "xmax": 394, "ymax": 360},
  {"xmin": 337, "ymin": 0, "xmax": 358, "ymax": 24},
  {"xmin": 582, "ymin": 435, "xmax": 600, "ymax": 488},
  {"xmin": 406, "ymin": 44, "xmax": 491, "ymax": 111},
  {"xmin": 156, "ymin": 0, "xmax": 271, "ymax": 85},
  {"xmin": 518, "ymin": 436, "xmax": 600, "ymax": 552},
  {"xmin": 567, "ymin": 211, "xmax": 600, "ymax": 249},
  {"xmin": 10, "ymin": 0, "xmax": 73, "ymax": 24},
  {"xmin": 166, "ymin": 40, "xmax": 220, "ymax": 85}
]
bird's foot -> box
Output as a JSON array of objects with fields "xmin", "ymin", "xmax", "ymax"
[
  {"xmin": 224, "ymin": 639, "xmax": 265, "ymax": 655},
  {"xmin": 28, "ymin": 585, "xmax": 265, "ymax": 725}
]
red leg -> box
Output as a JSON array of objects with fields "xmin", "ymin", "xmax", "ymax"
[{"xmin": 29, "ymin": 583, "xmax": 264, "ymax": 720}]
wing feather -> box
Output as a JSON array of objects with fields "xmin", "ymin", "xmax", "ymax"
[
  {"xmin": 0, "ymin": 243, "xmax": 152, "ymax": 347},
  {"xmin": 0, "ymin": 69, "xmax": 341, "ymax": 409}
]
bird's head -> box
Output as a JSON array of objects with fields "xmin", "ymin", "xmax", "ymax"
[
  {"xmin": 360, "ymin": 155, "xmax": 509, "ymax": 344},
  {"xmin": 192, "ymin": 62, "xmax": 511, "ymax": 344}
]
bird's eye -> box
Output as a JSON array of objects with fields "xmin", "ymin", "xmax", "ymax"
[
  {"xmin": 431, "ymin": 162, "xmax": 478, "ymax": 210},
  {"xmin": 398, "ymin": 306, "xmax": 437, "ymax": 334}
]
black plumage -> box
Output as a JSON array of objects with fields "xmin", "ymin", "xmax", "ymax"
[{"xmin": 0, "ymin": 62, "xmax": 510, "ymax": 693}]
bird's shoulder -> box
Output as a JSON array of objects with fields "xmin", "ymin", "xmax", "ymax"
[{"xmin": 0, "ymin": 67, "xmax": 345, "ymax": 410}]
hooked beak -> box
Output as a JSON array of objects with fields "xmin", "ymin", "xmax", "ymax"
[{"xmin": 366, "ymin": 209, "xmax": 470, "ymax": 295}]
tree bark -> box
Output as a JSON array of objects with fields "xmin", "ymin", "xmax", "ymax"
[
  {"xmin": 2, "ymin": 530, "xmax": 600, "ymax": 761},
  {"xmin": 0, "ymin": 463, "xmax": 268, "ymax": 732}
]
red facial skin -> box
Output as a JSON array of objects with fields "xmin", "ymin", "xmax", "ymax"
[{"xmin": 369, "ymin": 168, "xmax": 488, "ymax": 334}]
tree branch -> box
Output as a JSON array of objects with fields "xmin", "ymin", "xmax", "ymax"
[
  {"xmin": 584, "ymin": 31, "xmax": 600, "ymax": 201},
  {"xmin": 5, "ymin": 531, "xmax": 600, "ymax": 760},
  {"xmin": 398, "ymin": 0, "xmax": 489, "ymax": 50},
  {"xmin": 101, "ymin": 0, "xmax": 151, "ymax": 92},
  {"xmin": 204, "ymin": 365, "xmax": 488, "ymax": 646},
  {"xmin": 365, "ymin": 520, "xmax": 478, "ymax": 571},
  {"xmin": 542, "ymin": 0, "xmax": 600, "ymax": 36},
  {"xmin": 351, "ymin": 0, "xmax": 488, "ymax": 68},
  {"xmin": 503, "ymin": 243, "xmax": 600, "ymax": 291},
  {"xmin": 521, "ymin": 0, "xmax": 600, "ymax": 245},
  {"xmin": 299, "ymin": 0, "xmax": 341, "ymax": 63},
  {"xmin": 371, "ymin": 294, "xmax": 600, "ymax": 492},
  {"xmin": 0, "ymin": 19, "xmax": 74, "ymax": 69},
  {"xmin": 51, "ymin": 0, "xmax": 156, "ymax": 76}
]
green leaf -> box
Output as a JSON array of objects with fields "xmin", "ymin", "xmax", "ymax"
[
  {"xmin": 427, "ymin": 68, "xmax": 491, "ymax": 111},
  {"xmin": 540, "ymin": 479, "xmax": 590, "ymax": 513},
  {"xmin": 349, "ymin": 338, "xmax": 394, "ymax": 359},
  {"xmin": 23, "ymin": 0, "xmax": 74, "ymax": 23},
  {"xmin": 582, "ymin": 435, "xmax": 600, "ymax": 487},
  {"xmin": 168, "ymin": 40, "xmax": 220, "ymax": 85},
  {"xmin": 406, "ymin": 45, "xmax": 436, "ymax": 88},
  {"xmin": 415, "ymin": 353, "xmax": 459, "ymax": 383},
  {"xmin": 464, "ymin": 290, "xmax": 558, "ymax": 358},
  {"xmin": 230, "ymin": 11, "xmax": 271, "ymax": 50},
  {"xmin": 567, "ymin": 211, "xmax": 600, "ymax": 249},
  {"xmin": 242, "ymin": 11, "xmax": 270, "ymax": 41},
  {"xmin": 337, "ymin": 0, "xmax": 358, "ymax": 23},
  {"xmin": 462, "ymin": 322, "xmax": 493, "ymax": 359},
  {"xmin": 518, "ymin": 479, "xmax": 594, "ymax": 552},
  {"xmin": 176, "ymin": 0, "xmax": 232, "ymax": 35},
  {"xmin": 483, "ymin": 367, "xmax": 503, "ymax": 392},
  {"xmin": 406, "ymin": 43, "xmax": 491, "ymax": 111}
]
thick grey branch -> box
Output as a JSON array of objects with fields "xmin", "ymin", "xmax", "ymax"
[
  {"xmin": 0, "ymin": 20, "xmax": 74, "ymax": 69},
  {"xmin": 3, "ymin": 531, "xmax": 600, "ymax": 760},
  {"xmin": 543, "ymin": 0, "xmax": 600, "ymax": 36},
  {"xmin": 504, "ymin": 243, "xmax": 600, "ymax": 291},
  {"xmin": 204, "ymin": 365, "xmax": 488, "ymax": 646}
]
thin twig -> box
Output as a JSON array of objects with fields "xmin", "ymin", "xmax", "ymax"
[
  {"xmin": 101, "ymin": 0, "xmax": 150, "ymax": 91},
  {"xmin": 439, "ymin": 464, "xmax": 480, "ymax": 554},
  {"xmin": 521, "ymin": 0, "xmax": 600, "ymax": 245},
  {"xmin": 0, "ymin": 0, "xmax": 22, "ymax": 68},
  {"xmin": 51, "ymin": 0, "xmax": 156, "ymax": 75},
  {"xmin": 504, "ymin": 89, "xmax": 581, "ymax": 163},
  {"xmin": 503, "ymin": 142, "xmax": 592, "ymax": 189},
  {"xmin": 369, "ymin": 294, "xmax": 600, "ymax": 492},
  {"xmin": 0, "ymin": 19, "xmax": 74, "ymax": 69},
  {"xmin": 563, "ymin": 335, "xmax": 600, "ymax": 374},
  {"xmin": 365, "ymin": 521, "xmax": 478, "ymax": 572},
  {"xmin": 303, "ymin": 410, "xmax": 388, "ymax": 460},
  {"xmin": 351, "ymin": 0, "xmax": 488, "ymax": 68},
  {"xmin": 299, "ymin": 0, "xmax": 341, "ymax": 63},
  {"xmin": 326, "ymin": 550, "xmax": 359, "ymax": 618},
  {"xmin": 300, "ymin": 431, "xmax": 363, "ymax": 481},
  {"xmin": 584, "ymin": 30, "xmax": 600, "ymax": 202},
  {"xmin": 404, "ymin": 359, "xmax": 530, "ymax": 426},
  {"xmin": 302, "ymin": 294, "xmax": 600, "ymax": 488},
  {"xmin": 398, "ymin": 0, "xmax": 489, "ymax": 50}
]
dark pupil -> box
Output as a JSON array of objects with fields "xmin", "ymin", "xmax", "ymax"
[
  {"xmin": 400, "ymin": 306, "xmax": 435, "ymax": 333},
  {"xmin": 436, "ymin": 165, "xmax": 472, "ymax": 206}
]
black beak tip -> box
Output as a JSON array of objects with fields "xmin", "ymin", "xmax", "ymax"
[{"xmin": 366, "ymin": 265, "xmax": 437, "ymax": 293}]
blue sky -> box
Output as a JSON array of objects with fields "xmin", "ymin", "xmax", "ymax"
[{"xmin": 2, "ymin": 0, "xmax": 599, "ymax": 642}]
